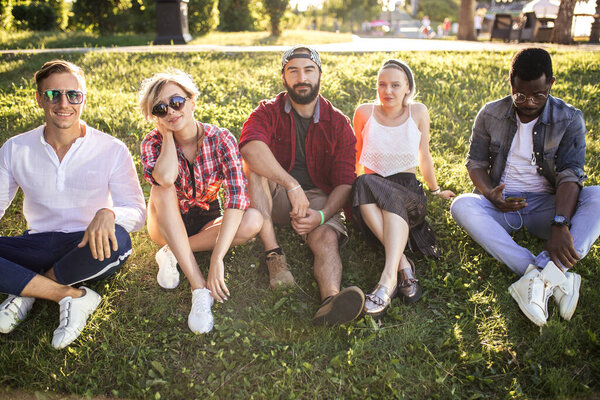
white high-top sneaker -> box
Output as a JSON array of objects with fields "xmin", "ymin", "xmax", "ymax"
[
  {"xmin": 508, "ymin": 261, "xmax": 566, "ymax": 326},
  {"xmin": 553, "ymin": 271, "xmax": 581, "ymax": 320}
]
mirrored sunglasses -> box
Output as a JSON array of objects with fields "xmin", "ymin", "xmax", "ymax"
[
  {"xmin": 152, "ymin": 95, "xmax": 188, "ymax": 117},
  {"xmin": 40, "ymin": 89, "xmax": 85, "ymax": 104}
]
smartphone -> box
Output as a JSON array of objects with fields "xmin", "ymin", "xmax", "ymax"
[{"xmin": 505, "ymin": 196, "xmax": 526, "ymax": 203}]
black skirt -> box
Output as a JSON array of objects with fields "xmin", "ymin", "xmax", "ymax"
[{"xmin": 351, "ymin": 172, "xmax": 440, "ymax": 258}]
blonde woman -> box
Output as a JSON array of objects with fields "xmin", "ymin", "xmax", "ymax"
[
  {"xmin": 352, "ymin": 60, "xmax": 455, "ymax": 318},
  {"xmin": 139, "ymin": 70, "xmax": 262, "ymax": 334}
]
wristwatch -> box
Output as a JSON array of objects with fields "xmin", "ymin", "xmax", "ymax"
[{"xmin": 551, "ymin": 215, "xmax": 571, "ymax": 228}]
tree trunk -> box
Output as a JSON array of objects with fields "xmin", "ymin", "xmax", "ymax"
[
  {"xmin": 589, "ymin": 0, "xmax": 600, "ymax": 43},
  {"xmin": 552, "ymin": 0, "xmax": 577, "ymax": 44},
  {"xmin": 457, "ymin": 0, "xmax": 476, "ymax": 40}
]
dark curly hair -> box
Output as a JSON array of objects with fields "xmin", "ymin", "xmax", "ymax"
[{"xmin": 510, "ymin": 48, "xmax": 553, "ymax": 85}]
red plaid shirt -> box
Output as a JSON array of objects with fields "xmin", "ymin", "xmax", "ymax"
[
  {"xmin": 239, "ymin": 92, "xmax": 356, "ymax": 194},
  {"xmin": 141, "ymin": 122, "xmax": 249, "ymax": 214}
]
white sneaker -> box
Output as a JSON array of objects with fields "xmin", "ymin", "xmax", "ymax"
[
  {"xmin": 553, "ymin": 271, "xmax": 581, "ymax": 321},
  {"xmin": 0, "ymin": 295, "xmax": 35, "ymax": 334},
  {"xmin": 52, "ymin": 287, "xmax": 101, "ymax": 350},
  {"xmin": 156, "ymin": 244, "xmax": 180, "ymax": 289},
  {"xmin": 508, "ymin": 262, "xmax": 566, "ymax": 326},
  {"xmin": 188, "ymin": 288, "xmax": 214, "ymax": 334}
]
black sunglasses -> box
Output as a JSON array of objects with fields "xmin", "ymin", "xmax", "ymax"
[
  {"xmin": 40, "ymin": 89, "xmax": 85, "ymax": 105},
  {"xmin": 152, "ymin": 96, "xmax": 188, "ymax": 117}
]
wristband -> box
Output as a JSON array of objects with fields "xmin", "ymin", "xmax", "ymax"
[
  {"xmin": 429, "ymin": 187, "xmax": 441, "ymax": 195},
  {"xmin": 287, "ymin": 184, "xmax": 301, "ymax": 193},
  {"xmin": 318, "ymin": 210, "xmax": 325, "ymax": 225}
]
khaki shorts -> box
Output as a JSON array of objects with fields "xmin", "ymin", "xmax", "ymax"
[{"xmin": 270, "ymin": 184, "xmax": 348, "ymax": 244}]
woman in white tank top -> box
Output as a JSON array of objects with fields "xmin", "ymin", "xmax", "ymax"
[{"xmin": 351, "ymin": 60, "xmax": 455, "ymax": 318}]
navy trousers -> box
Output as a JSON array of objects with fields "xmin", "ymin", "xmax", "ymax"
[{"xmin": 0, "ymin": 225, "xmax": 131, "ymax": 296}]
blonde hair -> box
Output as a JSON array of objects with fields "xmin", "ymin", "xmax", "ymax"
[{"xmin": 138, "ymin": 69, "xmax": 199, "ymax": 122}]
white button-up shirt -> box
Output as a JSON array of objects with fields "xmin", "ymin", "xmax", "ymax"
[{"xmin": 0, "ymin": 123, "xmax": 146, "ymax": 234}]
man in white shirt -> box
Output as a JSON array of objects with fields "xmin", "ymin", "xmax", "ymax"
[
  {"xmin": 0, "ymin": 60, "xmax": 146, "ymax": 349},
  {"xmin": 451, "ymin": 48, "xmax": 600, "ymax": 326}
]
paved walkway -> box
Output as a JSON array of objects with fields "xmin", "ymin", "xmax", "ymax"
[{"xmin": 1, "ymin": 36, "xmax": 599, "ymax": 55}]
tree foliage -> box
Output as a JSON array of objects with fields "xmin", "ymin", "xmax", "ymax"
[
  {"xmin": 218, "ymin": 0, "xmax": 254, "ymax": 31},
  {"xmin": 71, "ymin": 0, "xmax": 133, "ymax": 33},
  {"xmin": 325, "ymin": 0, "xmax": 380, "ymax": 31},
  {"xmin": 263, "ymin": 0, "xmax": 288, "ymax": 36},
  {"xmin": 188, "ymin": 0, "xmax": 219, "ymax": 35}
]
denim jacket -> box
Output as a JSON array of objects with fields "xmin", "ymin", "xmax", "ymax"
[{"xmin": 466, "ymin": 95, "xmax": 586, "ymax": 192}]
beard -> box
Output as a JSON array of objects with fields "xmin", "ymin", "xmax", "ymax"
[{"xmin": 283, "ymin": 77, "xmax": 320, "ymax": 105}]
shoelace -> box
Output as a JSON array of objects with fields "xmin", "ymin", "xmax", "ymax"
[{"xmin": 192, "ymin": 292, "xmax": 212, "ymax": 314}]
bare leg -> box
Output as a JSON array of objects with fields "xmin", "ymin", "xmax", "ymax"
[
  {"xmin": 188, "ymin": 208, "xmax": 263, "ymax": 251},
  {"xmin": 245, "ymin": 168, "xmax": 279, "ymax": 251},
  {"xmin": 20, "ymin": 275, "xmax": 83, "ymax": 302},
  {"xmin": 307, "ymin": 225, "xmax": 342, "ymax": 301},
  {"xmin": 147, "ymin": 185, "xmax": 205, "ymax": 290},
  {"xmin": 360, "ymin": 204, "xmax": 409, "ymax": 288}
]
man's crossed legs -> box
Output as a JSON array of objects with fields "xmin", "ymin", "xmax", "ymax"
[
  {"xmin": 0, "ymin": 225, "xmax": 131, "ymax": 348},
  {"xmin": 451, "ymin": 186, "xmax": 600, "ymax": 325}
]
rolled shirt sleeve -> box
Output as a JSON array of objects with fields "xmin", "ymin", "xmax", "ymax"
[
  {"xmin": 218, "ymin": 129, "xmax": 250, "ymax": 211},
  {"xmin": 107, "ymin": 144, "xmax": 147, "ymax": 232},
  {"xmin": 465, "ymin": 106, "xmax": 492, "ymax": 172},
  {"xmin": 555, "ymin": 109, "xmax": 586, "ymax": 188},
  {"xmin": 140, "ymin": 130, "xmax": 161, "ymax": 186}
]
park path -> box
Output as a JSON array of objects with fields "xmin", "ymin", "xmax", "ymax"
[{"xmin": 1, "ymin": 36, "xmax": 599, "ymax": 55}]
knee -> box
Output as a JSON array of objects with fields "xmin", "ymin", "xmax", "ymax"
[
  {"xmin": 239, "ymin": 208, "xmax": 263, "ymax": 237},
  {"xmin": 114, "ymin": 225, "xmax": 132, "ymax": 254},
  {"xmin": 579, "ymin": 186, "xmax": 600, "ymax": 211},
  {"xmin": 307, "ymin": 226, "xmax": 338, "ymax": 250},
  {"xmin": 149, "ymin": 184, "xmax": 177, "ymax": 207},
  {"xmin": 450, "ymin": 194, "xmax": 479, "ymax": 225}
]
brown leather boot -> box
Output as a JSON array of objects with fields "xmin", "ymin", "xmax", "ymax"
[
  {"xmin": 397, "ymin": 257, "xmax": 422, "ymax": 303},
  {"xmin": 266, "ymin": 252, "xmax": 295, "ymax": 289}
]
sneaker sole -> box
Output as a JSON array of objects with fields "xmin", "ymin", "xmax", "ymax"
[
  {"xmin": 560, "ymin": 274, "xmax": 581, "ymax": 321},
  {"xmin": 508, "ymin": 284, "xmax": 546, "ymax": 327},
  {"xmin": 312, "ymin": 287, "xmax": 365, "ymax": 326}
]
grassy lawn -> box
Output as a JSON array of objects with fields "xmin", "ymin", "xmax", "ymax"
[
  {"xmin": 1, "ymin": 51, "xmax": 599, "ymax": 399},
  {"xmin": 0, "ymin": 29, "xmax": 353, "ymax": 50}
]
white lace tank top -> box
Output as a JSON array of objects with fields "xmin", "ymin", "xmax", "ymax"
[{"xmin": 359, "ymin": 104, "xmax": 421, "ymax": 177}]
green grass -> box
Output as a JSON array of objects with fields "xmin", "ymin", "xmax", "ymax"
[
  {"xmin": 0, "ymin": 29, "xmax": 353, "ymax": 51},
  {"xmin": 1, "ymin": 51, "xmax": 600, "ymax": 399}
]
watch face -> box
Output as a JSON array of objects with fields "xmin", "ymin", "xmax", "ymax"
[{"xmin": 553, "ymin": 215, "xmax": 569, "ymax": 225}]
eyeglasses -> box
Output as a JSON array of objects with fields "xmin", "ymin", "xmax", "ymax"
[
  {"xmin": 40, "ymin": 89, "xmax": 85, "ymax": 104},
  {"xmin": 512, "ymin": 92, "xmax": 548, "ymax": 104},
  {"xmin": 151, "ymin": 96, "xmax": 188, "ymax": 117}
]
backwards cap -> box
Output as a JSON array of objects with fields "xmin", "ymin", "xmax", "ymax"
[{"xmin": 281, "ymin": 45, "xmax": 322, "ymax": 72}]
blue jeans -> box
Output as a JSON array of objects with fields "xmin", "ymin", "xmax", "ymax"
[
  {"xmin": 450, "ymin": 186, "xmax": 600, "ymax": 275},
  {"xmin": 0, "ymin": 225, "xmax": 132, "ymax": 296}
]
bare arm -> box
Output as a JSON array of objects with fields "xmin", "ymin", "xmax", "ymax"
[
  {"xmin": 469, "ymin": 168, "xmax": 527, "ymax": 212},
  {"xmin": 546, "ymin": 182, "xmax": 580, "ymax": 268},
  {"xmin": 151, "ymin": 127, "xmax": 180, "ymax": 186},
  {"xmin": 241, "ymin": 140, "xmax": 310, "ymax": 218},
  {"xmin": 291, "ymin": 184, "xmax": 352, "ymax": 236},
  {"xmin": 353, "ymin": 104, "xmax": 369, "ymax": 175},
  {"xmin": 415, "ymin": 104, "xmax": 454, "ymax": 200}
]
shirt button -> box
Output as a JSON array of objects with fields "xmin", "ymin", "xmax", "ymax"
[{"xmin": 533, "ymin": 132, "xmax": 537, "ymax": 135}]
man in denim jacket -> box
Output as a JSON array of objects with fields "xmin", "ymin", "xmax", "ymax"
[{"xmin": 451, "ymin": 48, "xmax": 600, "ymax": 326}]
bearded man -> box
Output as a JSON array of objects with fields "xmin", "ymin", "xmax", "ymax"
[{"xmin": 239, "ymin": 45, "xmax": 365, "ymax": 325}]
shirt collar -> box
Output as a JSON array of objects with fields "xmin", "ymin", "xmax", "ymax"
[
  {"xmin": 284, "ymin": 95, "xmax": 321, "ymax": 123},
  {"xmin": 39, "ymin": 121, "xmax": 88, "ymax": 147}
]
